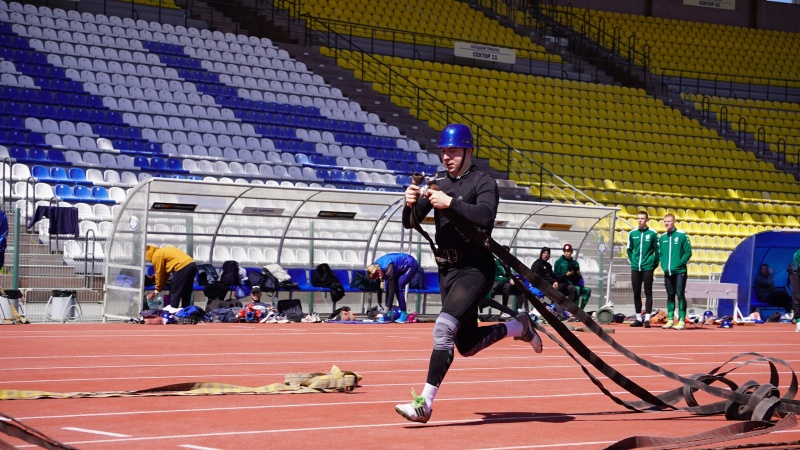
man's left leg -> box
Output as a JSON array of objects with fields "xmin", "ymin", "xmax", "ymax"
[{"xmin": 674, "ymin": 273, "xmax": 688, "ymax": 330}]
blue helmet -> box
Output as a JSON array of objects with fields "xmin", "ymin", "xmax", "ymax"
[
  {"xmin": 719, "ymin": 319, "xmax": 733, "ymax": 329},
  {"xmin": 437, "ymin": 124, "xmax": 474, "ymax": 149}
]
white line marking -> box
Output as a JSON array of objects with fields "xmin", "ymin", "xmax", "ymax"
[
  {"xmin": 179, "ymin": 445, "xmax": 221, "ymax": 450},
  {"xmin": 62, "ymin": 427, "xmax": 130, "ymax": 437},
  {"xmin": 19, "ymin": 419, "xmax": 800, "ymax": 449}
]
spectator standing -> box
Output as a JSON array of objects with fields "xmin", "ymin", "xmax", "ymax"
[
  {"xmin": 394, "ymin": 123, "xmax": 542, "ymax": 424},
  {"xmin": 367, "ymin": 252, "xmax": 419, "ymax": 323},
  {"xmin": 657, "ymin": 214, "xmax": 692, "ymax": 330},
  {"xmin": 145, "ymin": 245, "xmax": 198, "ymax": 314},
  {"xmin": 627, "ymin": 211, "xmax": 659, "ymax": 328}
]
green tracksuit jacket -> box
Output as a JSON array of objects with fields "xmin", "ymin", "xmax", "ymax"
[
  {"xmin": 657, "ymin": 229, "xmax": 692, "ymax": 276},
  {"xmin": 627, "ymin": 227, "xmax": 659, "ymax": 271}
]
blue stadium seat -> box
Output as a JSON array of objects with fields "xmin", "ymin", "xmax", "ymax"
[
  {"xmin": 73, "ymin": 185, "xmax": 92, "ymax": 201},
  {"xmin": 68, "ymin": 167, "xmax": 91, "ymax": 184},
  {"xmin": 49, "ymin": 166, "xmax": 70, "ymax": 183},
  {"xmin": 145, "ymin": 142, "xmax": 162, "ymax": 154},
  {"xmin": 91, "ymin": 186, "xmax": 116, "ymax": 204},
  {"xmin": 133, "ymin": 156, "xmax": 150, "ymax": 170},
  {"xmin": 55, "ymin": 184, "xmax": 77, "ymax": 202},
  {"xmin": 47, "ymin": 149, "xmax": 67, "ymax": 164},
  {"xmin": 31, "ymin": 165, "xmax": 53, "ymax": 182},
  {"xmin": 28, "ymin": 148, "xmax": 48, "ymax": 162},
  {"xmin": 8, "ymin": 146, "xmax": 27, "ymax": 161},
  {"xmin": 166, "ymin": 157, "xmax": 187, "ymax": 173}
]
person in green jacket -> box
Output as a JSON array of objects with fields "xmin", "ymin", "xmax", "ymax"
[
  {"xmin": 486, "ymin": 245, "xmax": 520, "ymax": 319},
  {"xmin": 627, "ymin": 211, "xmax": 659, "ymax": 328},
  {"xmin": 657, "ymin": 214, "xmax": 692, "ymax": 330},
  {"xmin": 554, "ymin": 244, "xmax": 591, "ymax": 310},
  {"xmin": 789, "ymin": 248, "xmax": 800, "ymax": 332}
]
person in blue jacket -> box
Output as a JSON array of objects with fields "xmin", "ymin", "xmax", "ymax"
[
  {"xmin": 0, "ymin": 210, "xmax": 7, "ymax": 272},
  {"xmin": 367, "ymin": 252, "xmax": 419, "ymax": 323}
]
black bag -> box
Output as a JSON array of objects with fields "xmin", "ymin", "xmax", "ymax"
[
  {"xmin": 409, "ymin": 267, "xmax": 426, "ymax": 289},
  {"xmin": 206, "ymin": 298, "xmax": 243, "ymax": 311},
  {"xmin": 220, "ymin": 260, "xmax": 241, "ymax": 286},
  {"xmin": 204, "ymin": 281, "xmax": 231, "ymax": 302},
  {"xmin": 277, "ymin": 299, "xmax": 304, "ymax": 322},
  {"xmin": 311, "ymin": 263, "xmax": 345, "ymax": 303},
  {"xmin": 196, "ymin": 263, "xmax": 218, "ymax": 286},
  {"xmin": 247, "ymin": 269, "xmax": 278, "ymax": 294},
  {"xmin": 209, "ymin": 307, "xmax": 239, "ymax": 323},
  {"xmin": 767, "ymin": 311, "xmax": 783, "ymax": 323},
  {"xmin": 350, "ymin": 271, "xmax": 380, "ymax": 292}
]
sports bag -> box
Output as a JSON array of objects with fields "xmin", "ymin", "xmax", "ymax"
[{"xmin": 220, "ymin": 260, "xmax": 241, "ymax": 285}]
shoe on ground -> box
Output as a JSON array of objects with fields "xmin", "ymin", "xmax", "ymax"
[
  {"xmin": 377, "ymin": 314, "xmax": 392, "ymax": 323},
  {"xmin": 499, "ymin": 312, "xmax": 512, "ymax": 320},
  {"xmin": 662, "ymin": 320, "xmax": 674, "ymax": 329},
  {"xmin": 394, "ymin": 311, "xmax": 408, "ymax": 323},
  {"xmin": 795, "ymin": 322, "xmax": 799, "ymax": 332},
  {"xmin": 395, "ymin": 389, "xmax": 432, "ymax": 423},
  {"xmin": 630, "ymin": 320, "xmax": 643, "ymax": 327},
  {"xmin": 673, "ymin": 322, "xmax": 685, "ymax": 330},
  {"xmin": 514, "ymin": 313, "xmax": 543, "ymax": 353},
  {"xmin": 162, "ymin": 305, "xmax": 181, "ymax": 314},
  {"xmin": 643, "ymin": 320, "xmax": 651, "ymax": 328}
]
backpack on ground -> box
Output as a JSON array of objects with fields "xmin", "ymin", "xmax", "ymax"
[
  {"xmin": 312, "ymin": 263, "xmax": 345, "ymax": 303},
  {"xmin": 277, "ymin": 299, "xmax": 305, "ymax": 322},
  {"xmin": 220, "ymin": 260, "xmax": 241, "ymax": 286},
  {"xmin": 176, "ymin": 305, "xmax": 206, "ymax": 324},
  {"xmin": 206, "ymin": 298, "xmax": 243, "ymax": 311},
  {"xmin": 208, "ymin": 307, "xmax": 240, "ymax": 323}
]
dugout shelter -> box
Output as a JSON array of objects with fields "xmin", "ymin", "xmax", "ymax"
[{"xmin": 102, "ymin": 178, "xmax": 618, "ymax": 320}]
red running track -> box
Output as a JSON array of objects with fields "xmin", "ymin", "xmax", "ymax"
[{"xmin": 0, "ymin": 321, "xmax": 798, "ymax": 450}]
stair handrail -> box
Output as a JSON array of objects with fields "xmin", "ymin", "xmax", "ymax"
[
  {"xmin": 737, "ymin": 116, "xmax": 748, "ymax": 145},
  {"xmin": 756, "ymin": 126, "xmax": 766, "ymax": 157},
  {"xmin": 83, "ymin": 228, "xmax": 97, "ymax": 288},
  {"xmin": 776, "ymin": 138, "xmax": 786, "ymax": 167}
]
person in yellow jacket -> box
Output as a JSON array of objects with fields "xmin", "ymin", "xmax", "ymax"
[{"xmin": 145, "ymin": 245, "xmax": 197, "ymax": 313}]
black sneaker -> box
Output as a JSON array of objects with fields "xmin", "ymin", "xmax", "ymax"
[
  {"xmin": 630, "ymin": 320, "xmax": 643, "ymax": 327},
  {"xmin": 643, "ymin": 321, "xmax": 651, "ymax": 328}
]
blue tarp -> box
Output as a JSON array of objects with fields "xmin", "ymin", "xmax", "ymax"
[{"xmin": 718, "ymin": 230, "xmax": 800, "ymax": 316}]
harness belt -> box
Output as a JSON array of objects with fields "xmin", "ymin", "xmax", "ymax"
[{"xmin": 425, "ymin": 206, "xmax": 800, "ymax": 448}]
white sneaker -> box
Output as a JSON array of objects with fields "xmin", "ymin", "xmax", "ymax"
[
  {"xmin": 795, "ymin": 322, "xmax": 800, "ymax": 333},
  {"xmin": 499, "ymin": 312, "xmax": 512, "ymax": 320},
  {"xmin": 395, "ymin": 390, "xmax": 432, "ymax": 423}
]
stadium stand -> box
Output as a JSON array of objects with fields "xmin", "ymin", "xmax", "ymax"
[{"xmin": 3, "ymin": 0, "xmax": 800, "ymax": 319}]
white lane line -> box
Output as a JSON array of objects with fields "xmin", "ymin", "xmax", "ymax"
[
  {"xmin": 62, "ymin": 427, "xmax": 131, "ymax": 437},
  {"xmin": 179, "ymin": 445, "xmax": 221, "ymax": 450}
]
